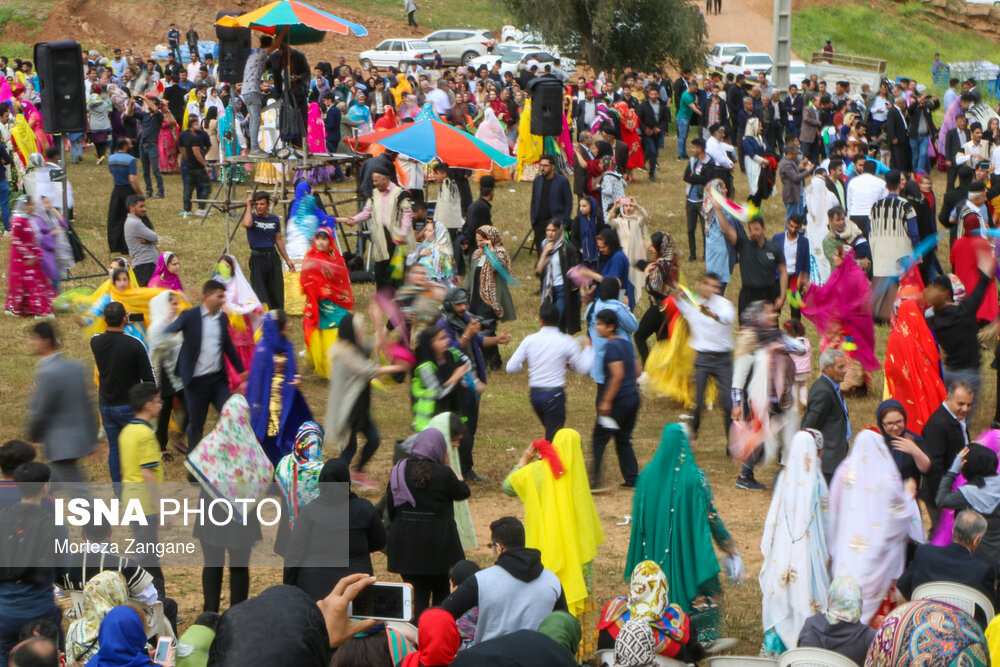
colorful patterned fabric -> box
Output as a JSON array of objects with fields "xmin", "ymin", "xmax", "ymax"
[
  {"xmin": 613, "ymin": 617, "xmax": 657, "ymax": 667},
  {"xmin": 598, "ymin": 560, "xmax": 692, "ymax": 658},
  {"xmin": 184, "ymin": 394, "xmax": 275, "ymax": 517},
  {"xmin": 865, "ymin": 600, "xmax": 989, "ymax": 666},
  {"xmin": 275, "ymin": 421, "xmax": 324, "ymax": 530},
  {"xmin": 5, "ymin": 207, "xmax": 55, "ymax": 316},
  {"xmin": 65, "ymin": 571, "xmax": 130, "ymax": 666}
]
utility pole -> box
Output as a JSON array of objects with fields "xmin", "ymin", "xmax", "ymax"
[{"xmin": 773, "ymin": 0, "xmax": 791, "ymax": 90}]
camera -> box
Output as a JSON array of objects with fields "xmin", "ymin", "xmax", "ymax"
[{"xmin": 472, "ymin": 315, "xmax": 496, "ymax": 330}]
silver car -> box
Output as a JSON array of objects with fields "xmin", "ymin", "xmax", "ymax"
[{"xmin": 424, "ymin": 28, "xmax": 496, "ymax": 66}]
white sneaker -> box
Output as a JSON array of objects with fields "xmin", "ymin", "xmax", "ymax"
[{"xmin": 195, "ymin": 208, "xmax": 210, "ymax": 216}]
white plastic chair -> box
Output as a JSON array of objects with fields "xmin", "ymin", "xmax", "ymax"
[
  {"xmin": 66, "ymin": 590, "xmax": 85, "ymax": 620},
  {"xmin": 706, "ymin": 658, "xmax": 778, "ymax": 666},
  {"xmin": 912, "ymin": 581, "xmax": 995, "ymax": 626},
  {"xmin": 777, "ymin": 647, "xmax": 859, "ymax": 667},
  {"xmin": 596, "ymin": 649, "xmax": 688, "ymax": 666},
  {"xmin": 139, "ymin": 600, "xmax": 176, "ymax": 641}
]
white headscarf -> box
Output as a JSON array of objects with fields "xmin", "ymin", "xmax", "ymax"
[
  {"xmin": 828, "ymin": 430, "xmax": 924, "ymax": 623},
  {"xmin": 475, "ymin": 107, "xmax": 509, "ymax": 156},
  {"xmin": 760, "ymin": 430, "xmax": 831, "ymax": 649},
  {"xmin": 805, "ymin": 174, "xmax": 837, "ymax": 284},
  {"xmin": 215, "ymin": 254, "xmax": 263, "ymax": 317}
]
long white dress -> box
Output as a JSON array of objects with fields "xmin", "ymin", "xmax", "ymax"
[{"xmin": 805, "ymin": 176, "xmax": 838, "ymax": 285}]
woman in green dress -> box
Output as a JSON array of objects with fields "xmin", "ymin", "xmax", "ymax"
[{"xmin": 625, "ymin": 423, "xmax": 741, "ymax": 646}]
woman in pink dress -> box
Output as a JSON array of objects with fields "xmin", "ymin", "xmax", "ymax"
[
  {"xmin": 307, "ymin": 102, "xmax": 326, "ymax": 154},
  {"xmin": 158, "ymin": 109, "xmax": 180, "ymax": 174},
  {"xmin": 5, "ymin": 196, "xmax": 55, "ymax": 317},
  {"xmin": 213, "ymin": 254, "xmax": 263, "ymax": 392},
  {"xmin": 148, "ymin": 251, "xmax": 184, "ymax": 293}
]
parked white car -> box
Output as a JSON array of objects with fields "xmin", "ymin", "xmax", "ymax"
[
  {"xmin": 501, "ymin": 25, "xmax": 529, "ymax": 43},
  {"xmin": 359, "ymin": 39, "xmax": 434, "ymax": 69},
  {"xmin": 468, "ymin": 45, "xmax": 575, "ymax": 74},
  {"xmin": 789, "ymin": 60, "xmax": 807, "ymax": 83},
  {"xmin": 423, "ymin": 28, "xmax": 496, "ymax": 66},
  {"xmin": 721, "ymin": 52, "xmax": 774, "ymax": 77},
  {"xmin": 706, "ymin": 43, "xmax": 750, "ymax": 71}
]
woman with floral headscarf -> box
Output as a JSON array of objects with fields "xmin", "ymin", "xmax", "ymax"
[
  {"xmin": 759, "ymin": 430, "xmax": 831, "ymax": 657},
  {"xmin": 467, "ymin": 225, "xmax": 516, "ymax": 323},
  {"xmin": 796, "ymin": 576, "xmax": 875, "ymax": 665},
  {"xmin": 65, "ymin": 571, "xmax": 131, "ymax": 666},
  {"xmin": 274, "ymin": 421, "xmax": 324, "ymax": 554},
  {"xmin": 598, "ymin": 561, "xmax": 703, "ymax": 662}
]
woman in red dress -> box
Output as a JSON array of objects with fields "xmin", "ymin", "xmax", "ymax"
[
  {"xmin": 614, "ymin": 101, "xmax": 644, "ymax": 183},
  {"xmin": 5, "ymin": 196, "xmax": 55, "ymax": 317}
]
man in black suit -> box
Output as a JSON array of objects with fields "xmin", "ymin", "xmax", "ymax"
[
  {"xmin": 945, "ymin": 113, "xmax": 970, "ymax": 193},
  {"xmin": 529, "ymin": 153, "xmax": 573, "ymax": 255},
  {"xmin": 921, "ymin": 381, "xmax": 974, "ymax": 529},
  {"xmin": 885, "ymin": 95, "xmax": 911, "ymax": 172},
  {"xmin": 898, "ymin": 509, "xmax": 996, "ymax": 605},
  {"xmin": 781, "ymin": 84, "xmax": 804, "ymax": 141},
  {"xmin": 636, "ymin": 84, "xmax": 670, "ymax": 182},
  {"xmin": 800, "ymin": 349, "xmax": 851, "ymax": 484},
  {"xmin": 164, "ymin": 280, "xmax": 246, "ymax": 451}
]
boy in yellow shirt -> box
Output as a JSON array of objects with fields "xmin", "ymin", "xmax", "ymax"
[{"xmin": 119, "ymin": 382, "xmax": 163, "ymax": 581}]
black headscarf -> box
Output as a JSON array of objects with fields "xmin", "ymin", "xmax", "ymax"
[
  {"xmin": 338, "ymin": 312, "xmax": 358, "ymax": 346},
  {"xmin": 318, "ymin": 458, "xmax": 353, "ymax": 500},
  {"xmin": 963, "ymin": 444, "xmax": 999, "ymax": 488}
]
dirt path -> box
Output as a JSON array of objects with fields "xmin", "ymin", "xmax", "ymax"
[{"xmin": 702, "ymin": 0, "xmax": 800, "ymax": 60}]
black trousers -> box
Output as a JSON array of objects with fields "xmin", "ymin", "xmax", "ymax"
[
  {"xmin": 850, "ymin": 215, "xmax": 871, "ymax": 239},
  {"xmin": 107, "ymin": 184, "xmax": 133, "ymax": 254},
  {"xmin": 692, "ymin": 351, "xmax": 733, "ymax": 437},
  {"xmin": 183, "ymin": 164, "xmax": 210, "ymax": 213},
  {"xmin": 185, "ymin": 371, "xmax": 231, "ymax": 452},
  {"xmin": 634, "ymin": 304, "xmax": 665, "ymax": 364},
  {"xmin": 249, "ymin": 248, "xmax": 284, "ymax": 309},
  {"xmin": 155, "ymin": 390, "xmax": 186, "ymax": 453},
  {"xmin": 407, "ymin": 10, "xmax": 418, "ymax": 26},
  {"xmin": 341, "ymin": 412, "xmax": 381, "ymax": 471},
  {"xmin": 200, "ymin": 543, "xmax": 251, "ymax": 613},
  {"xmin": 403, "ymin": 574, "xmax": 449, "ymax": 619},
  {"xmin": 458, "ymin": 389, "xmax": 479, "ymax": 475},
  {"xmin": 685, "ymin": 199, "xmax": 704, "ymax": 260},
  {"xmin": 133, "ymin": 262, "xmax": 155, "ymax": 287}
]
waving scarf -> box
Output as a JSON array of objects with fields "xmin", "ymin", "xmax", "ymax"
[
  {"xmin": 82, "ymin": 282, "xmax": 184, "ymax": 339},
  {"xmin": 147, "ymin": 252, "xmax": 183, "ymax": 291},
  {"xmin": 509, "ymin": 428, "xmax": 604, "ymax": 617},
  {"xmin": 275, "ymin": 421, "xmax": 324, "ymax": 529},
  {"xmin": 389, "ymin": 427, "xmax": 448, "ymax": 508},
  {"xmin": 828, "ymin": 430, "xmax": 923, "ymax": 624},
  {"xmin": 184, "ymin": 394, "xmax": 275, "ymax": 516},
  {"xmin": 85, "ymin": 606, "xmax": 154, "ymax": 667},
  {"xmin": 598, "ymin": 560, "xmax": 693, "ymax": 658},
  {"xmin": 590, "ymin": 102, "xmax": 614, "ymax": 135},
  {"xmin": 245, "ymin": 312, "xmax": 313, "ymax": 464},
  {"xmin": 646, "ymin": 232, "xmax": 677, "ymax": 297},
  {"xmin": 399, "ymin": 609, "xmax": 460, "ymax": 667},
  {"xmin": 301, "ymin": 229, "xmax": 353, "ymax": 345},
  {"xmin": 626, "ymin": 424, "xmax": 719, "ymax": 615},
  {"xmin": 66, "ymin": 572, "xmax": 131, "ymax": 667},
  {"xmin": 470, "ymin": 225, "xmax": 512, "ymax": 318},
  {"xmin": 802, "ymin": 250, "xmax": 879, "ymax": 371},
  {"xmin": 760, "ymin": 430, "xmax": 831, "ymax": 652},
  {"xmin": 427, "ymin": 413, "xmax": 476, "ymax": 549},
  {"xmin": 883, "ymin": 299, "xmax": 946, "ymax": 434}
]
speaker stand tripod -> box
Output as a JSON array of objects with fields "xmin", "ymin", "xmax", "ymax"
[{"xmin": 56, "ymin": 133, "xmax": 107, "ymax": 283}]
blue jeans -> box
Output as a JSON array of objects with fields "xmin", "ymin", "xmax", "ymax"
[
  {"xmin": 0, "ymin": 179, "xmax": 9, "ymax": 231},
  {"xmin": 909, "ymin": 135, "xmax": 929, "ymax": 173},
  {"xmin": 676, "ymin": 117, "xmax": 690, "ymax": 158},
  {"xmin": 140, "ymin": 142, "xmax": 163, "ymax": 196},
  {"xmin": 0, "ymin": 604, "xmax": 62, "ymax": 666},
  {"xmin": 784, "ymin": 200, "xmax": 804, "ymax": 220},
  {"xmin": 529, "ymin": 387, "xmax": 567, "ymax": 440},
  {"xmin": 70, "ymin": 137, "xmax": 83, "ymax": 163},
  {"xmin": 99, "ymin": 403, "xmax": 134, "ymax": 486}
]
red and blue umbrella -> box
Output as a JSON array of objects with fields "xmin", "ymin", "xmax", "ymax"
[
  {"xmin": 216, "ymin": 0, "xmax": 367, "ymax": 44},
  {"xmin": 356, "ymin": 119, "xmax": 517, "ymax": 170}
]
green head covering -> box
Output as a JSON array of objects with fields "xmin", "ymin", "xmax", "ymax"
[
  {"xmin": 537, "ymin": 611, "xmax": 582, "ymax": 656},
  {"xmin": 176, "ymin": 624, "xmax": 215, "ymax": 667},
  {"xmin": 625, "ymin": 423, "xmax": 720, "ymax": 614}
]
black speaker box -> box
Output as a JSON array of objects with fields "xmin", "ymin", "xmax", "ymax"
[
  {"xmin": 34, "ymin": 40, "xmax": 87, "ymax": 134},
  {"xmin": 528, "ymin": 77, "xmax": 564, "ymax": 137},
  {"xmin": 216, "ymin": 10, "xmax": 252, "ymax": 85}
]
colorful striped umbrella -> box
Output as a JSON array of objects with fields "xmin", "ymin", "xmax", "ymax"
[
  {"xmin": 356, "ymin": 119, "xmax": 517, "ymax": 170},
  {"xmin": 216, "ymin": 0, "xmax": 367, "ymax": 44}
]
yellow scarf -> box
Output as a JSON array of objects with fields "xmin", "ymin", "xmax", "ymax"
[
  {"xmin": 182, "ymin": 89, "xmax": 199, "ymax": 130},
  {"xmin": 515, "ymin": 98, "xmax": 543, "ymax": 180},
  {"xmin": 391, "ymin": 78, "xmax": 412, "ymax": 107},
  {"xmin": 10, "ymin": 114, "xmax": 36, "ymax": 163},
  {"xmin": 509, "ymin": 428, "xmax": 605, "ymax": 616}
]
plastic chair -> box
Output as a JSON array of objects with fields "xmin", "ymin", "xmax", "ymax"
[
  {"xmin": 596, "ymin": 649, "xmax": 689, "ymax": 666},
  {"xmin": 777, "ymin": 647, "xmax": 859, "ymax": 667},
  {"xmin": 140, "ymin": 600, "xmax": 176, "ymax": 641},
  {"xmin": 706, "ymin": 658, "xmax": 778, "ymax": 666},
  {"xmin": 912, "ymin": 581, "xmax": 995, "ymax": 626},
  {"xmin": 66, "ymin": 590, "xmax": 85, "ymax": 620}
]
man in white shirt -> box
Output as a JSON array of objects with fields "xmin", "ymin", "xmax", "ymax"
[
  {"xmin": 506, "ymin": 302, "xmax": 593, "ymax": 439},
  {"xmin": 673, "ymin": 272, "xmax": 735, "ymax": 445},
  {"xmin": 845, "ymin": 160, "xmax": 888, "ymax": 237},
  {"xmin": 956, "ymin": 122, "xmax": 991, "ymax": 167},
  {"xmin": 427, "ymin": 79, "xmax": 452, "ymax": 116},
  {"xmin": 705, "ymin": 123, "xmax": 735, "ymax": 194}
]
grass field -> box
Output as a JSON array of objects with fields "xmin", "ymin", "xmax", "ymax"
[
  {"xmin": 792, "ymin": 0, "xmax": 1000, "ymax": 86},
  {"xmin": 0, "ymin": 127, "xmax": 994, "ymax": 659}
]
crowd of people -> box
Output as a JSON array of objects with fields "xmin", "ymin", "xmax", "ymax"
[{"xmin": 3, "ymin": 15, "xmax": 1000, "ymax": 667}]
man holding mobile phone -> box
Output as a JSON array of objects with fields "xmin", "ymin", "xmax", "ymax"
[{"xmin": 123, "ymin": 195, "xmax": 159, "ymax": 286}]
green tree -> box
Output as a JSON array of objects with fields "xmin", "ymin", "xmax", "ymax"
[{"xmin": 501, "ymin": 0, "xmax": 708, "ymax": 74}]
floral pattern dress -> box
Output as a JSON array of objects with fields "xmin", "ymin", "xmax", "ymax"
[{"xmin": 5, "ymin": 211, "xmax": 55, "ymax": 316}]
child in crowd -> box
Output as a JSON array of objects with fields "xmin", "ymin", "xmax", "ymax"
[{"xmin": 785, "ymin": 319, "xmax": 812, "ymax": 409}]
